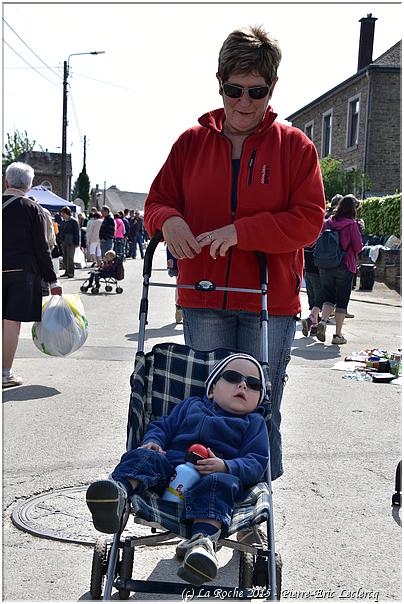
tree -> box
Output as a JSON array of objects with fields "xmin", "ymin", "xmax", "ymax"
[
  {"xmin": 2, "ymin": 129, "xmax": 36, "ymax": 168},
  {"xmin": 319, "ymin": 156, "xmax": 371, "ymax": 201},
  {"xmin": 72, "ymin": 166, "xmax": 90, "ymax": 210}
]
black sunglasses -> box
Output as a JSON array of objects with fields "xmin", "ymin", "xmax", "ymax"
[
  {"xmin": 219, "ymin": 370, "xmax": 262, "ymax": 391},
  {"xmin": 222, "ymin": 82, "xmax": 270, "ymax": 100}
]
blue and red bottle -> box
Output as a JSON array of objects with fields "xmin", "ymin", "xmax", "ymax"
[{"xmin": 161, "ymin": 444, "xmax": 209, "ymax": 504}]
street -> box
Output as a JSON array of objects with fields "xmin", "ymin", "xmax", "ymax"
[{"xmin": 2, "ymin": 244, "xmax": 401, "ymax": 601}]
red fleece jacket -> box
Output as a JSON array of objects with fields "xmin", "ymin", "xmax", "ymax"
[{"xmin": 145, "ymin": 107, "xmax": 325, "ymax": 314}]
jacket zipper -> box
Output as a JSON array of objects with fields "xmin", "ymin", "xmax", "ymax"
[{"xmin": 247, "ymin": 149, "xmax": 256, "ymax": 186}]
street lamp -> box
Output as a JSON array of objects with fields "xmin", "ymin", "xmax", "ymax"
[{"xmin": 61, "ymin": 50, "xmax": 105, "ymax": 200}]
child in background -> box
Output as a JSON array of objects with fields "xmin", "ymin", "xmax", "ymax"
[
  {"xmin": 87, "ymin": 250, "xmax": 117, "ymax": 289},
  {"xmin": 86, "ymin": 353, "xmax": 269, "ymax": 586}
]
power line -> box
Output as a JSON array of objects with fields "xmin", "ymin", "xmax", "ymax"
[
  {"xmin": 69, "ymin": 88, "xmax": 83, "ymax": 140},
  {"xmin": 71, "ymin": 70, "xmax": 134, "ymax": 92},
  {"xmin": 3, "ymin": 40, "xmax": 60, "ymax": 87},
  {"xmin": 3, "ymin": 17, "xmax": 62, "ymax": 81}
]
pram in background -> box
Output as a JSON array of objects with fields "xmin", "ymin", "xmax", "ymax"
[
  {"xmin": 89, "ymin": 232, "xmax": 282, "ymax": 600},
  {"xmin": 80, "ymin": 257, "xmax": 124, "ymax": 295}
]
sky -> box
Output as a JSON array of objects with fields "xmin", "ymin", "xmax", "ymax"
[{"xmin": 3, "ymin": 1, "xmax": 403, "ymax": 198}]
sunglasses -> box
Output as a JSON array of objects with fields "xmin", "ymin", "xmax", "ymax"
[
  {"xmin": 219, "ymin": 370, "xmax": 262, "ymax": 391},
  {"xmin": 222, "ymin": 82, "xmax": 270, "ymax": 100}
]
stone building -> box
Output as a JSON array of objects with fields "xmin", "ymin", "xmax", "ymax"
[
  {"xmin": 90, "ymin": 184, "xmax": 147, "ymax": 213},
  {"xmin": 16, "ymin": 151, "xmax": 72, "ymax": 199},
  {"xmin": 286, "ymin": 15, "xmax": 401, "ymax": 198}
]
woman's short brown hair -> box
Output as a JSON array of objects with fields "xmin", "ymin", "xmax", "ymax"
[
  {"xmin": 218, "ymin": 25, "xmax": 282, "ymax": 86},
  {"xmin": 61, "ymin": 206, "xmax": 72, "ymax": 217}
]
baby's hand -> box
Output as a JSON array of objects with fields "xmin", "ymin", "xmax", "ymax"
[
  {"xmin": 139, "ymin": 442, "xmax": 166, "ymax": 454},
  {"xmin": 196, "ymin": 447, "xmax": 227, "ymax": 474}
]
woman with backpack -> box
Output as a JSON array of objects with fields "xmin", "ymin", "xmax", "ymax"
[{"xmin": 314, "ymin": 194, "xmax": 363, "ymax": 345}]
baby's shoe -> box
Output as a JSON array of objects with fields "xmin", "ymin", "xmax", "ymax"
[
  {"xmin": 177, "ymin": 534, "xmax": 218, "ymax": 585},
  {"xmin": 86, "ymin": 479, "xmax": 128, "ymax": 534}
]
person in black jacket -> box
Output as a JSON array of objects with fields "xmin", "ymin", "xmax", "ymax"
[
  {"xmin": 59, "ymin": 206, "xmax": 80, "ymax": 278},
  {"xmin": 99, "ymin": 206, "xmax": 116, "ymax": 259},
  {"xmin": 2, "ymin": 162, "xmax": 63, "ymax": 388}
]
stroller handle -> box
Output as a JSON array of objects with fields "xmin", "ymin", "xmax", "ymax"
[
  {"xmin": 143, "ymin": 230, "xmax": 268, "ymax": 288},
  {"xmin": 143, "ymin": 230, "xmax": 164, "ymax": 277}
]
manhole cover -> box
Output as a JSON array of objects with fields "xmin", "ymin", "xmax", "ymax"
[{"xmin": 11, "ymin": 485, "xmax": 163, "ymax": 546}]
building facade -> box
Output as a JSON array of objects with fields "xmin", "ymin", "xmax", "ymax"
[
  {"xmin": 286, "ymin": 15, "xmax": 401, "ymax": 198},
  {"xmin": 16, "ymin": 151, "xmax": 72, "ymax": 199}
]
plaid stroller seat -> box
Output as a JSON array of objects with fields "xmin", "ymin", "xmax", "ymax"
[{"xmin": 126, "ymin": 342, "xmax": 273, "ymax": 539}]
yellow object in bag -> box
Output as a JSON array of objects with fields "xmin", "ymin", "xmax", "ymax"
[{"xmin": 32, "ymin": 294, "xmax": 88, "ymax": 357}]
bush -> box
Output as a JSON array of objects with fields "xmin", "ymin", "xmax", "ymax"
[{"xmin": 357, "ymin": 194, "xmax": 401, "ymax": 237}]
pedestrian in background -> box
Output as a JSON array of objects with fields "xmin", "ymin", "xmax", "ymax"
[
  {"xmin": 59, "ymin": 206, "xmax": 80, "ymax": 278},
  {"xmin": 325, "ymin": 193, "xmax": 343, "ymax": 219},
  {"xmin": 86, "ymin": 210, "xmax": 103, "ymax": 267},
  {"xmin": 2, "ymin": 162, "xmax": 62, "ymax": 388},
  {"xmin": 301, "ymin": 243, "xmax": 323, "ymax": 337},
  {"xmin": 315, "ymin": 195, "xmax": 363, "ymax": 345},
  {"xmin": 99, "ymin": 205, "xmax": 116, "ymax": 259},
  {"xmin": 113, "ymin": 212, "xmax": 126, "ymax": 259},
  {"xmin": 144, "ymin": 25, "xmax": 325, "ymax": 480},
  {"xmin": 130, "ymin": 210, "xmax": 145, "ymax": 259}
]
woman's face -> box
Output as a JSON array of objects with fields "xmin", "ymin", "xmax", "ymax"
[{"xmin": 219, "ymin": 72, "xmax": 275, "ymax": 136}]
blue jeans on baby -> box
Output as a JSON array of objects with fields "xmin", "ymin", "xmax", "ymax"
[
  {"xmin": 111, "ymin": 448, "xmax": 244, "ymax": 527},
  {"xmin": 182, "ymin": 309, "xmax": 296, "ymax": 480}
]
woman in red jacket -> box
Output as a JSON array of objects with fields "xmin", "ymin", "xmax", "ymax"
[{"xmin": 144, "ymin": 25, "xmax": 325, "ymax": 481}]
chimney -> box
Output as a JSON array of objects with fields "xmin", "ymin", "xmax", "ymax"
[{"xmin": 357, "ymin": 14, "xmax": 377, "ymax": 71}]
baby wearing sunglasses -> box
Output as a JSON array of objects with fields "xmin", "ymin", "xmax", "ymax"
[{"xmin": 86, "ymin": 353, "xmax": 269, "ymax": 586}]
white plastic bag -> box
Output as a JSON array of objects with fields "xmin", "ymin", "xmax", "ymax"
[
  {"xmin": 74, "ymin": 247, "xmax": 87, "ymax": 268},
  {"xmin": 32, "ymin": 294, "xmax": 88, "ymax": 357}
]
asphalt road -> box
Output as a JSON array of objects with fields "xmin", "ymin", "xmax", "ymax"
[{"xmin": 2, "ymin": 244, "xmax": 401, "ymax": 601}]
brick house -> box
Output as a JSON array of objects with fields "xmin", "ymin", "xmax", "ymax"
[
  {"xmin": 16, "ymin": 150, "xmax": 72, "ymax": 199},
  {"xmin": 286, "ymin": 15, "xmax": 401, "ymax": 198}
]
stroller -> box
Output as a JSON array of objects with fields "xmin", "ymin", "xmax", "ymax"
[
  {"xmin": 89, "ymin": 232, "xmax": 282, "ymax": 600},
  {"xmin": 80, "ymin": 257, "xmax": 124, "ymax": 295}
]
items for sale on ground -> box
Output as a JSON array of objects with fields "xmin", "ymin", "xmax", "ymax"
[{"xmin": 336, "ymin": 348, "xmax": 401, "ymax": 383}]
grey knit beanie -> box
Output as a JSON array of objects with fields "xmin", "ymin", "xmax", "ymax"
[{"xmin": 205, "ymin": 353, "xmax": 266, "ymax": 404}]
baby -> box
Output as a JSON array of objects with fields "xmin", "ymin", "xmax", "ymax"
[
  {"xmin": 87, "ymin": 249, "xmax": 116, "ymax": 289},
  {"xmin": 86, "ymin": 353, "xmax": 269, "ymax": 585}
]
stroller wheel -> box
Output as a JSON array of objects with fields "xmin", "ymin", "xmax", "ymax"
[
  {"xmin": 90, "ymin": 537, "xmax": 108, "ymax": 599},
  {"xmin": 118, "ymin": 539, "xmax": 134, "ymax": 600},
  {"xmin": 92, "ymin": 287, "xmax": 99, "ymax": 295},
  {"xmin": 239, "ymin": 551, "xmax": 254, "ymax": 588},
  {"xmin": 105, "ymin": 285, "xmax": 113, "ymax": 292},
  {"xmin": 239, "ymin": 551, "xmax": 282, "ymax": 600},
  {"xmin": 80, "ymin": 285, "xmax": 88, "ymax": 293},
  {"xmin": 116, "ymin": 287, "xmax": 123, "ymax": 294}
]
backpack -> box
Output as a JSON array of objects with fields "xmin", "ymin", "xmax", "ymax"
[{"xmin": 313, "ymin": 228, "xmax": 345, "ymax": 269}]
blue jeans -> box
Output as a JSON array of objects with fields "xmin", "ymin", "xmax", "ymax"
[
  {"xmin": 100, "ymin": 239, "xmax": 114, "ymax": 258},
  {"xmin": 132, "ymin": 234, "xmax": 144, "ymax": 259},
  {"xmin": 113, "ymin": 238, "xmax": 125, "ymax": 259},
  {"xmin": 319, "ymin": 265, "xmax": 354, "ymax": 313},
  {"xmin": 304, "ymin": 270, "xmax": 323, "ymax": 310},
  {"xmin": 182, "ymin": 309, "xmax": 296, "ymax": 480},
  {"xmin": 111, "ymin": 448, "xmax": 244, "ymax": 526}
]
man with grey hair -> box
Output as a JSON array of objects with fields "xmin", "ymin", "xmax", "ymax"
[{"xmin": 2, "ymin": 161, "xmax": 62, "ymax": 388}]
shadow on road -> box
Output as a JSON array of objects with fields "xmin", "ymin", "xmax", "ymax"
[
  {"xmin": 2, "ymin": 385, "xmax": 61, "ymax": 403},
  {"xmin": 125, "ymin": 324, "xmax": 184, "ymax": 341}
]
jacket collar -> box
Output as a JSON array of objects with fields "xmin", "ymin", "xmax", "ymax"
[{"xmin": 198, "ymin": 106, "xmax": 278, "ymax": 136}]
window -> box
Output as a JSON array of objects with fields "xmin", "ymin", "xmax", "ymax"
[
  {"xmin": 304, "ymin": 120, "xmax": 314, "ymax": 141},
  {"xmin": 41, "ymin": 180, "xmax": 52, "ymax": 191},
  {"xmin": 321, "ymin": 110, "xmax": 332, "ymax": 158},
  {"xmin": 347, "ymin": 96, "xmax": 360, "ymax": 148}
]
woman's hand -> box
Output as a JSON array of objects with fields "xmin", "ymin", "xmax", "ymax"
[
  {"xmin": 196, "ymin": 447, "xmax": 227, "ymax": 474},
  {"xmin": 196, "ymin": 224, "xmax": 238, "ymax": 259},
  {"xmin": 139, "ymin": 442, "xmax": 166, "ymax": 454},
  {"xmin": 162, "ymin": 216, "xmax": 202, "ymax": 259}
]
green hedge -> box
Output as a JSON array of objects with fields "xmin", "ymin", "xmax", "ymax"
[{"xmin": 357, "ymin": 193, "xmax": 401, "ymax": 237}]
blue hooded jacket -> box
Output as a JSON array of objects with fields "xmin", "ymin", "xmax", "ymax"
[{"xmin": 141, "ymin": 395, "xmax": 269, "ymax": 488}]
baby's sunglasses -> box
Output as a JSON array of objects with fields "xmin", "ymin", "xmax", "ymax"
[
  {"xmin": 222, "ymin": 82, "xmax": 270, "ymax": 100},
  {"xmin": 218, "ymin": 370, "xmax": 262, "ymax": 391}
]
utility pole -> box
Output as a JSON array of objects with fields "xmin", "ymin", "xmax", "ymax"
[
  {"xmin": 61, "ymin": 60, "xmax": 68, "ymax": 200},
  {"xmin": 61, "ymin": 51, "xmax": 105, "ymax": 203},
  {"xmin": 83, "ymin": 135, "xmax": 87, "ymax": 169}
]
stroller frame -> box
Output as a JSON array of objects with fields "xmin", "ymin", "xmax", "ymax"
[{"xmin": 91, "ymin": 232, "xmax": 280, "ymax": 601}]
